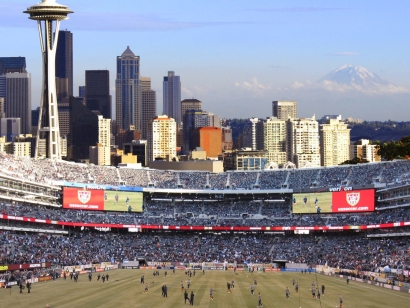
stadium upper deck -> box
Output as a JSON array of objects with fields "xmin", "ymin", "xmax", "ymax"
[{"xmin": 1, "ymin": 152, "xmax": 410, "ymax": 191}]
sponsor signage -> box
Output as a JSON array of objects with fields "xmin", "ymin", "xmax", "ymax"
[
  {"xmin": 293, "ymin": 189, "xmax": 375, "ymax": 214},
  {"xmin": 63, "ymin": 187, "xmax": 104, "ymax": 210},
  {"xmin": 332, "ymin": 189, "xmax": 375, "ymax": 213},
  {"xmin": 2, "ymin": 213, "xmax": 410, "ymax": 232},
  {"xmin": 63, "ymin": 187, "xmax": 143, "ymax": 212}
]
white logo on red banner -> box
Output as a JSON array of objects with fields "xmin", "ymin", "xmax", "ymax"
[
  {"xmin": 78, "ymin": 190, "xmax": 91, "ymax": 204},
  {"xmin": 346, "ymin": 192, "xmax": 360, "ymax": 206}
]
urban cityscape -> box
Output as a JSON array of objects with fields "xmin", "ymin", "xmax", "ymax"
[
  {"xmin": 0, "ymin": 1, "xmax": 409, "ymax": 307},
  {"xmin": 2, "ymin": 0, "xmax": 408, "ymax": 170}
]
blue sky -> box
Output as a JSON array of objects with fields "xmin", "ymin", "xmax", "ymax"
[{"xmin": 1, "ymin": 0, "xmax": 410, "ymax": 120}]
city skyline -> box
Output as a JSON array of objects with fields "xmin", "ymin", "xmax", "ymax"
[{"xmin": 1, "ymin": 0, "xmax": 409, "ymax": 121}]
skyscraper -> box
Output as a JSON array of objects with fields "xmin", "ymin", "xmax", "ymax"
[
  {"xmin": 192, "ymin": 127, "xmax": 222, "ymax": 158},
  {"xmin": 287, "ymin": 116, "xmax": 320, "ymax": 168},
  {"xmin": 85, "ymin": 70, "xmax": 111, "ymax": 119},
  {"xmin": 264, "ymin": 117, "xmax": 287, "ymax": 166},
  {"xmin": 181, "ymin": 98, "xmax": 202, "ymax": 124},
  {"xmin": 4, "ymin": 72, "xmax": 32, "ymax": 134},
  {"xmin": 147, "ymin": 115, "xmax": 176, "ymax": 163},
  {"xmin": 116, "ymin": 46, "xmax": 141, "ymax": 131},
  {"xmin": 163, "ymin": 71, "xmax": 181, "ymax": 128},
  {"xmin": 243, "ymin": 118, "xmax": 264, "ymax": 151},
  {"xmin": 0, "ymin": 57, "xmax": 27, "ymax": 113},
  {"xmin": 272, "ymin": 101, "xmax": 297, "ymax": 120},
  {"xmin": 320, "ymin": 119, "xmax": 350, "ymax": 166},
  {"xmin": 141, "ymin": 77, "xmax": 157, "ymax": 140},
  {"xmin": 56, "ymin": 30, "xmax": 73, "ymax": 97},
  {"xmin": 0, "ymin": 57, "xmax": 26, "ymax": 74},
  {"xmin": 183, "ymin": 109, "xmax": 221, "ymax": 153},
  {"xmin": 68, "ymin": 97, "xmax": 98, "ymax": 160},
  {"xmin": 89, "ymin": 115, "xmax": 111, "ymax": 165}
]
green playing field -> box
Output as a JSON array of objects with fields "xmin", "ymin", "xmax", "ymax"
[
  {"xmin": 292, "ymin": 192, "xmax": 333, "ymax": 214},
  {"xmin": 1, "ymin": 269, "xmax": 408, "ymax": 308},
  {"xmin": 103, "ymin": 190, "xmax": 143, "ymax": 212}
]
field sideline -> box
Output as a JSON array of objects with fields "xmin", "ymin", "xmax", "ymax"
[{"xmin": 1, "ymin": 269, "xmax": 409, "ymax": 307}]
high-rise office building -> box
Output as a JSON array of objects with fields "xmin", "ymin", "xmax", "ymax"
[
  {"xmin": 181, "ymin": 98, "xmax": 202, "ymax": 124},
  {"xmin": 0, "ymin": 57, "xmax": 27, "ymax": 114},
  {"xmin": 0, "ymin": 97, "xmax": 5, "ymax": 119},
  {"xmin": 182, "ymin": 109, "xmax": 221, "ymax": 153},
  {"xmin": 4, "ymin": 72, "xmax": 31, "ymax": 134},
  {"xmin": 183, "ymin": 109, "xmax": 202, "ymax": 153},
  {"xmin": 68, "ymin": 97, "xmax": 98, "ymax": 161},
  {"xmin": 89, "ymin": 115, "xmax": 111, "ymax": 165},
  {"xmin": 264, "ymin": 117, "xmax": 287, "ymax": 166},
  {"xmin": 320, "ymin": 119, "xmax": 350, "ymax": 166},
  {"xmin": 0, "ymin": 57, "xmax": 26, "ymax": 74},
  {"xmin": 0, "ymin": 118, "xmax": 21, "ymax": 141},
  {"xmin": 55, "ymin": 30, "xmax": 73, "ymax": 97},
  {"xmin": 56, "ymin": 77, "xmax": 69, "ymax": 102},
  {"xmin": 163, "ymin": 71, "xmax": 181, "ymax": 128},
  {"xmin": 78, "ymin": 86, "xmax": 86, "ymax": 98},
  {"xmin": 147, "ymin": 115, "xmax": 176, "ymax": 163},
  {"xmin": 287, "ymin": 116, "xmax": 320, "ymax": 168},
  {"xmin": 222, "ymin": 126, "xmax": 233, "ymax": 151},
  {"xmin": 193, "ymin": 127, "xmax": 222, "ymax": 158},
  {"xmin": 243, "ymin": 118, "xmax": 264, "ymax": 151},
  {"xmin": 85, "ymin": 70, "xmax": 111, "ymax": 119},
  {"xmin": 272, "ymin": 101, "xmax": 297, "ymax": 120},
  {"xmin": 141, "ymin": 77, "xmax": 157, "ymax": 140},
  {"xmin": 116, "ymin": 46, "xmax": 142, "ymax": 131}
]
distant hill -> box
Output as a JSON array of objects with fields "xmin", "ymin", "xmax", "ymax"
[{"xmin": 349, "ymin": 121, "xmax": 410, "ymax": 142}]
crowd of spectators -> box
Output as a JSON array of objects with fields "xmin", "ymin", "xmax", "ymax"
[
  {"xmin": 1, "ymin": 154, "xmax": 410, "ymax": 275},
  {"xmin": 2, "ymin": 153, "xmax": 410, "ymax": 190},
  {"xmin": 1, "ymin": 200, "xmax": 409, "ymax": 228},
  {"xmin": 1, "ymin": 229, "xmax": 409, "ymax": 272}
]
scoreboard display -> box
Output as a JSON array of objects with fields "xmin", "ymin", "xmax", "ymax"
[
  {"xmin": 63, "ymin": 187, "xmax": 143, "ymax": 212},
  {"xmin": 292, "ymin": 189, "xmax": 375, "ymax": 214}
]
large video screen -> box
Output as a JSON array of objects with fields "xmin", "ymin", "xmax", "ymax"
[
  {"xmin": 292, "ymin": 189, "xmax": 375, "ymax": 214},
  {"xmin": 63, "ymin": 187, "xmax": 143, "ymax": 212}
]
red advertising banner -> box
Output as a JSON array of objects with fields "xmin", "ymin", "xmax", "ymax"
[
  {"xmin": 332, "ymin": 189, "xmax": 375, "ymax": 213},
  {"xmin": 2, "ymin": 214, "xmax": 409, "ymax": 232},
  {"xmin": 63, "ymin": 187, "xmax": 104, "ymax": 210}
]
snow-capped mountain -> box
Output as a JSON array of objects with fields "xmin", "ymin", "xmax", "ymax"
[{"xmin": 317, "ymin": 65, "xmax": 399, "ymax": 92}]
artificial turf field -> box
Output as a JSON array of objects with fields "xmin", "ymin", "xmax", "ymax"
[{"xmin": 1, "ymin": 269, "xmax": 409, "ymax": 308}]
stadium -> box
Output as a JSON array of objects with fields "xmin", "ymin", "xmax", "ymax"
[{"xmin": 0, "ymin": 153, "xmax": 410, "ymax": 307}]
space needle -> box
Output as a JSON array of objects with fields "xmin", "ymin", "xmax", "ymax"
[{"xmin": 24, "ymin": 0, "xmax": 73, "ymax": 160}]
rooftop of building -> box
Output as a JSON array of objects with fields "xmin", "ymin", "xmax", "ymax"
[
  {"xmin": 181, "ymin": 98, "xmax": 202, "ymax": 103},
  {"xmin": 0, "ymin": 57, "xmax": 26, "ymax": 72}
]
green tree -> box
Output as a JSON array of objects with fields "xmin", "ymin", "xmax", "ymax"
[{"xmin": 376, "ymin": 135, "xmax": 410, "ymax": 160}]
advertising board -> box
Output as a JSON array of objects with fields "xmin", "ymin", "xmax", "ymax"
[
  {"xmin": 63, "ymin": 187, "xmax": 143, "ymax": 212},
  {"xmin": 292, "ymin": 189, "xmax": 374, "ymax": 214}
]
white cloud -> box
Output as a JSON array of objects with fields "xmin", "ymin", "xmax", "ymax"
[
  {"xmin": 279, "ymin": 79, "xmax": 410, "ymax": 94},
  {"xmin": 234, "ymin": 77, "xmax": 272, "ymax": 96},
  {"xmin": 182, "ymin": 84, "xmax": 213, "ymax": 99}
]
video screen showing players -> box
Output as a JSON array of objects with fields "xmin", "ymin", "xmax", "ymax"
[
  {"xmin": 292, "ymin": 189, "xmax": 375, "ymax": 214},
  {"xmin": 63, "ymin": 187, "xmax": 143, "ymax": 212}
]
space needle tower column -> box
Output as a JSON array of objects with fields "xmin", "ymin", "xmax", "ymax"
[{"xmin": 24, "ymin": 0, "xmax": 73, "ymax": 160}]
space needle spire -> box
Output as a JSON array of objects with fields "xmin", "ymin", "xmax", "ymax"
[{"xmin": 24, "ymin": 0, "xmax": 73, "ymax": 160}]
